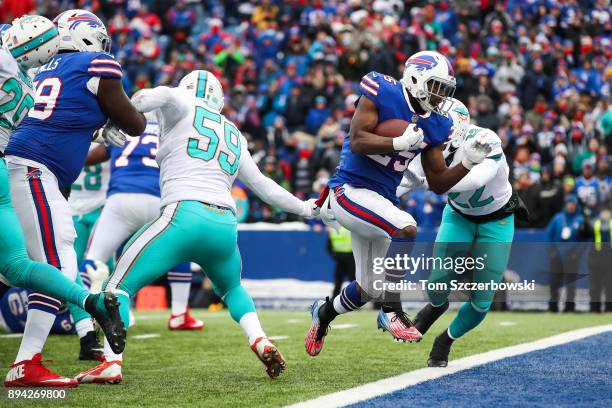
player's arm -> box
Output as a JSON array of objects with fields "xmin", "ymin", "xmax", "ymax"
[
  {"xmin": 447, "ymin": 159, "xmax": 498, "ymax": 193},
  {"xmin": 420, "ymin": 146, "xmax": 470, "ymax": 194},
  {"xmin": 349, "ymin": 97, "xmax": 395, "ymax": 154},
  {"xmin": 131, "ymin": 87, "xmax": 185, "ymax": 131},
  {"xmin": 237, "ymin": 138, "xmax": 314, "ymax": 217},
  {"xmin": 84, "ymin": 144, "xmax": 110, "ymax": 165},
  {"xmin": 97, "ymin": 78, "xmax": 146, "ymax": 136}
]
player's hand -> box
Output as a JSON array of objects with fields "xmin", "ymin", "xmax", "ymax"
[
  {"xmin": 95, "ymin": 120, "xmax": 127, "ymax": 147},
  {"xmin": 393, "ymin": 124, "xmax": 424, "ymax": 151},
  {"xmin": 461, "ymin": 133, "xmax": 492, "ymax": 169},
  {"xmin": 302, "ymin": 198, "xmax": 320, "ymax": 218},
  {"xmin": 396, "ymin": 171, "xmax": 428, "ymax": 197}
]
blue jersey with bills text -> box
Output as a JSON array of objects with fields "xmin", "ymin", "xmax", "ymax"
[
  {"xmin": 0, "ymin": 288, "xmax": 74, "ymax": 334},
  {"xmin": 108, "ymin": 121, "xmax": 160, "ymax": 197},
  {"xmin": 6, "ymin": 51, "xmax": 123, "ymax": 188},
  {"xmin": 329, "ymin": 71, "xmax": 452, "ymax": 204}
]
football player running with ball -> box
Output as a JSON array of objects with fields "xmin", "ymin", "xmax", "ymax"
[
  {"xmin": 305, "ymin": 51, "xmax": 492, "ymax": 357},
  {"xmin": 76, "ymin": 70, "xmax": 317, "ymax": 383},
  {"xmin": 399, "ymin": 98, "xmax": 524, "ymax": 367},
  {"xmin": 0, "ymin": 16, "xmax": 125, "ymax": 387}
]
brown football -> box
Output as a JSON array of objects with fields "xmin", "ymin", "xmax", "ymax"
[{"xmin": 374, "ymin": 119, "xmax": 410, "ymax": 138}]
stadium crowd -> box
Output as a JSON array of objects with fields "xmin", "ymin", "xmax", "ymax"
[{"xmin": 3, "ymin": 0, "xmax": 611, "ymax": 226}]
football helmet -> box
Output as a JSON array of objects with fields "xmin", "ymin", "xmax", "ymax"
[
  {"xmin": 179, "ymin": 70, "xmax": 225, "ymax": 112},
  {"xmin": 401, "ymin": 51, "xmax": 456, "ymax": 114},
  {"xmin": 53, "ymin": 10, "xmax": 111, "ymax": 53},
  {"xmin": 2, "ymin": 16, "xmax": 59, "ymax": 70}
]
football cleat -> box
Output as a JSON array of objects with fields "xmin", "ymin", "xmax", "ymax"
[
  {"xmin": 84, "ymin": 292, "xmax": 126, "ymax": 354},
  {"xmin": 168, "ymin": 309, "xmax": 204, "ymax": 331},
  {"xmin": 305, "ymin": 299, "xmax": 330, "ymax": 357},
  {"xmin": 4, "ymin": 353, "xmax": 78, "ymax": 388},
  {"xmin": 75, "ymin": 359, "xmax": 122, "ymax": 384},
  {"xmin": 250, "ymin": 337, "xmax": 286, "ymax": 379},
  {"xmin": 414, "ymin": 302, "xmax": 449, "ymax": 336},
  {"xmin": 377, "ymin": 309, "xmax": 422, "ymax": 342},
  {"xmin": 427, "ymin": 330, "xmax": 454, "ymax": 367},
  {"xmin": 79, "ymin": 330, "xmax": 104, "ymax": 361}
]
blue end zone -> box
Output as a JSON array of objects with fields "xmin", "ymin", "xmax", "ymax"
[{"xmin": 350, "ymin": 331, "xmax": 612, "ymax": 408}]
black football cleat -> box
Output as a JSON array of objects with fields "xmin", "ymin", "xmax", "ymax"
[
  {"xmin": 414, "ymin": 302, "xmax": 449, "ymax": 336},
  {"xmin": 79, "ymin": 330, "xmax": 104, "ymax": 361},
  {"xmin": 427, "ymin": 330, "xmax": 454, "ymax": 368},
  {"xmin": 84, "ymin": 292, "xmax": 126, "ymax": 354}
]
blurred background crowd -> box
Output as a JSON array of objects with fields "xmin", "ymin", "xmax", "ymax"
[{"xmin": 3, "ymin": 0, "xmax": 611, "ymax": 228}]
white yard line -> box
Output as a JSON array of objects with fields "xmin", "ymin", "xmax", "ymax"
[
  {"xmin": 132, "ymin": 333, "xmax": 160, "ymax": 340},
  {"xmin": 499, "ymin": 321, "xmax": 517, "ymax": 326},
  {"xmin": 0, "ymin": 333, "xmax": 23, "ymax": 339},
  {"xmin": 287, "ymin": 324, "xmax": 612, "ymax": 408},
  {"xmin": 269, "ymin": 335, "xmax": 289, "ymax": 341},
  {"xmin": 333, "ymin": 324, "xmax": 358, "ymax": 330}
]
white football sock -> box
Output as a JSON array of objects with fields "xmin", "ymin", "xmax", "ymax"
[
  {"xmin": 75, "ymin": 318, "xmax": 95, "ymax": 338},
  {"xmin": 170, "ymin": 282, "xmax": 190, "ymax": 315},
  {"xmin": 239, "ymin": 312, "xmax": 266, "ymax": 344},
  {"xmin": 15, "ymin": 309, "xmax": 55, "ymax": 363},
  {"xmin": 103, "ymin": 336, "xmax": 123, "ymax": 362}
]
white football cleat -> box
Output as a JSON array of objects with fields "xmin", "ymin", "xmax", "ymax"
[
  {"xmin": 250, "ymin": 337, "xmax": 286, "ymax": 379},
  {"xmin": 75, "ymin": 359, "xmax": 122, "ymax": 384}
]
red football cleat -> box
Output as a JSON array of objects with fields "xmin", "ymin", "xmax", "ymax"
[
  {"xmin": 377, "ymin": 310, "xmax": 423, "ymax": 342},
  {"xmin": 4, "ymin": 354, "xmax": 78, "ymax": 388},
  {"xmin": 168, "ymin": 309, "xmax": 204, "ymax": 331},
  {"xmin": 75, "ymin": 359, "xmax": 122, "ymax": 384},
  {"xmin": 250, "ymin": 337, "xmax": 286, "ymax": 378},
  {"xmin": 305, "ymin": 299, "xmax": 330, "ymax": 357}
]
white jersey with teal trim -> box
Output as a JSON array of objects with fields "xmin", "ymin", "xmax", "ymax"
[
  {"xmin": 0, "ymin": 49, "xmax": 34, "ymax": 152},
  {"xmin": 131, "ymin": 86, "xmax": 307, "ymax": 215},
  {"xmin": 68, "ymin": 143, "xmax": 110, "ymax": 215},
  {"xmin": 446, "ymin": 125, "xmax": 512, "ymax": 216}
]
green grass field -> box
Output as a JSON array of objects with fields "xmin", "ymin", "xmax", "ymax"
[{"xmin": 1, "ymin": 309, "xmax": 609, "ymax": 407}]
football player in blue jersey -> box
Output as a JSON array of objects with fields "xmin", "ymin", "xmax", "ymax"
[
  {"xmin": 4, "ymin": 10, "xmax": 144, "ymax": 387},
  {"xmin": 0, "ymin": 15, "xmax": 125, "ymax": 388},
  {"xmin": 306, "ymin": 51, "xmax": 493, "ymax": 356}
]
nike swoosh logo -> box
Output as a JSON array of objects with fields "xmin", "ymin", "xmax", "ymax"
[{"xmin": 41, "ymin": 378, "xmax": 73, "ymax": 383}]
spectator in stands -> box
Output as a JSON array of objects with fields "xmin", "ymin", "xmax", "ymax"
[
  {"xmin": 305, "ymin": 96, "xmax": 331, "ymax": 136},
  {"xmin": 546, "ymin": 195, "xmax": 587, "ymax": 313},
  {"xmin": 586, "ymin": 208, "xmax": 612, "ymax": 313},
  {"xmin": 527, "ymin": 166, "xmax": 564, "ymax": 228},
  {"xmin": 575, "ymin": 161, "xmax": 602, "ymax": 219}
]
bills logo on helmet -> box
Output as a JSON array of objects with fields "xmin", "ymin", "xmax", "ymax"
[
  {"xmin": 405, "ymin": 54, "xmax": 438, "ymax": 71},
  {"xmin": 65, "ymin": 11, "xmax": 102, "ymax": 30}
]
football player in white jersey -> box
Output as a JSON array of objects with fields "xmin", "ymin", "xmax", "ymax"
[
  {"xmin": 67, "ymin": 143, "xmax": 111, "ymax": 360},
  {"xmin": 0, "ymin": 16, "xmax": 125, "ymax": 388},
  {"xmin": 76, "ymin": 70, "xmax": 317, "ymax": 383},
  {"xmin": 398, "ymin": 98, "xmax": 521, "ymax": 367}
]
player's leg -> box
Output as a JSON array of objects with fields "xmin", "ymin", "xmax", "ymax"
[
  {"xmin": 429, "ymin": 214, "xmax": 515, "ymax": 367},
  {"xmin": 189, "ymin": 202, "xmax": 284, "ymax": 378},
  {"xmin": 76, "ymin": 202, "xmax": 189, "ymax": 383},
  {"xmin": 167, "ymin": 262, "xmax": 203, "ymax": 330},
  {"xmin": 330, "ymin": 184, "xmax": 421, "ymax": 342},
  {"xmin": 4, "ymin": 162, "xmax": 122, "ymax": 386},
  {"xmin": 415, "ymin": 206, "xmax": 475, "ymax": 336}
]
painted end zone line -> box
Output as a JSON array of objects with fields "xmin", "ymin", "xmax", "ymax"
[{"xmin": 287, "ymin": 324, "xmax": 612, "ymax": 408}]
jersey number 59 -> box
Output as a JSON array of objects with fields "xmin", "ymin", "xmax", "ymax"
[{"xmin": 188, "ymin": 106, "xmax": 241, "ymax": 175}]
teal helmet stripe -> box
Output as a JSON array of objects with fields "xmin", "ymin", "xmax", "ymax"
[
  {"xmin": 196, "ymin": 71, "xmax": 207, "ymax": 99},
  {"xmin": 9, "ymin": 26, "xmax": 59, "ymax": 59}
]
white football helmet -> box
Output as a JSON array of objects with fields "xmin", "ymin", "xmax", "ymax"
[
  {"xmin": 2, "ymin": 16, "xmax": 60, "ymax": 70},
  {"xmin": 179, "ymin": 70, "xmax": 224, "ymax": 112},
  {"xmin": 401, "ymin": 51, "xmax": 456, "ymax": 114},
  {"xmin": 448, "ymin": 98, "xmax": 471, "ymax": 147},
  {"xmin": 53, "ymin": 9, "xmax": 111, "ymax": 53}
]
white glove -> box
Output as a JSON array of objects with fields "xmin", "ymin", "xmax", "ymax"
[
  {"xmin": 396, "ymin": 171, "xmax": 428, "ymax": 197},
  {"xmin": 93, "ymin": 120, "xmax": 127, "ymax": 147},
  {"xmin": 461, "ymin": 133, "xmax": 493, "ymax": 169},
  {"xmin": 301, "ymin": 198, "xmax": 321, "ymax": 218},
  {"xmin": 392, "ymin": 124, "xmax": 424, "ymax": 151},
  {"xmin": 85, "ymin": 260, "xmax": 109, "ymax": 294}
]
